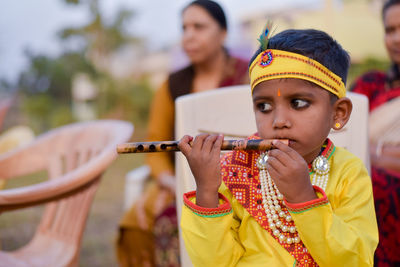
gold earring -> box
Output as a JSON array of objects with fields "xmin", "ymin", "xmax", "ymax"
[{"xmin": 334, "ymin": 122, "xmax": 341, "ymax": 129}]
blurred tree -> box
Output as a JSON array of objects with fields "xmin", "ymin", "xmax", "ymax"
[
  {"xmin": 65, "ymin": 0, "xmax": 80, "ymax": 4},
  {"xmin": 95, "ymin": 74, "xmax": 153, "ymax": 125},
  {"xmin": 17, "ymin": 51, "xmax": 96, "ymax": 131},
  {"xmin": 15, "ymin": 0, "xmax": 153, "ymax": 133},
  {"xmin": 19, "ymin": 51, "xmax": 96, "ymax": 100},
  {"xmin": 0, "ymin": 79, "xmax": 16, "ymax": 96},
  {"xmin": 59, "ymin": 0, "xmax": 140, "ymax": 72}
]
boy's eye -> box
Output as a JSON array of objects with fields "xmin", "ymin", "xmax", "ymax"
[
  {"xmin": 257, "ymin": 103, "xmax": 272, "ymax": 112},
  {"xmin": 291, "ymin": 99, "xmax": 309, "ymax": 109}
]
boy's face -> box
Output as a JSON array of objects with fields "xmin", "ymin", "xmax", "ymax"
[{"xmin": 252, "ymin": 78, "xmax": 335, "ymax": 163}]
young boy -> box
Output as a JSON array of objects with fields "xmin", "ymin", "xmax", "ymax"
[{"xmin": 178, "ymin": 27, "xmax": 378, "ymax": 266}]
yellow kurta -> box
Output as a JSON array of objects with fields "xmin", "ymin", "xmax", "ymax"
[{"xmin": 181, "ymin": 146, "xmax": 378, "ymax": 266}]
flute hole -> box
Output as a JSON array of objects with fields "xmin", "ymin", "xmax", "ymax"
[
  {"xmin": 137, "ymin": 145, "xmax": 144, "ymax": 151},
  {"xmin": 160, "ymin": 144, "xmax": 167, "ymax": 150},
  {"xmin": 149, "ymin": 144, "xmax": 156, "ymax": 151}
]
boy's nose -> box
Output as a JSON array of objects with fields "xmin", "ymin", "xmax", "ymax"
[{"xmin": 272, "ymin": 110, "xmax": 291, "ymax": 129}]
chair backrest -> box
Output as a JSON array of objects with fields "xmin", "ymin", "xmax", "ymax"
[
  {"xmin": 0, "ymin": 120, "xmax": 133, "ymax": 267},
  {"xmin": 174, "ymin": 85, "xmax": 369, "ymax": 267}
]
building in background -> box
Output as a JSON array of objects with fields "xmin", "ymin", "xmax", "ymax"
[{"xmin": 239, "ymin": 0, "xmax": 387, "ymax": 62}]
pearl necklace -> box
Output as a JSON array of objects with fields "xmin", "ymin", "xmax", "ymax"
[
  {"xmin": 311, "ymin": 156, "xmax": 330, "ymax": 191},
  {"xmin": 256, "ymin": 152, "xmax": 330, "ymax": 244}
]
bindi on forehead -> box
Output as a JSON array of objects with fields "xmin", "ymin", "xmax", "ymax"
[{"xmin": 277, "ymin": 88, "xmax": 281, "ymax": 97}]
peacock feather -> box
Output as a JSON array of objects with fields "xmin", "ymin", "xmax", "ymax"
[{"xmin": 257, "ymin": 21, "xmax": 274, "ymax": 51}]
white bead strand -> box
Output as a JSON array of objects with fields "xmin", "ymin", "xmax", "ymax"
[{"xmin": 256, "ymin": 152, "xmax": 331, "ymax": 244}]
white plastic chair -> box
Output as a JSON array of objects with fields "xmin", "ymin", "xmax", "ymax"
[
  {"xmin": 174, "ymin": 85, "xmax": 370, "ymax": 267},
  {"xmin": 123, "ymin": 165, "xmax": 150, "ymax": 211}
]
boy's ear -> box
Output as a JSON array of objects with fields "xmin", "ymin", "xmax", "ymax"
[{"xmin": 332, "ymin": 97, "xmax": 352, "ymax": 130}]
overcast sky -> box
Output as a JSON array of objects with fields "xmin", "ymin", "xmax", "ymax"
[{"xmin": 0, "ymin": 0, "xmax": 319, "ymax": 83}]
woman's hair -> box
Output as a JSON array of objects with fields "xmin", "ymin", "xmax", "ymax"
[
  {"xmin": 249, "ymin": 29, "xmax": 350, "ymax": 86},
  {"xmin": 183, "ymin": 0, "xmax": 227, "ymax": 30},
  {"xmin": 382, "ymin": 0, "xmax": 400, "ymax": 19}
]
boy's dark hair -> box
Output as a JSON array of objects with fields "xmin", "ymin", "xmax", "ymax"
[
  {"xmin": 382, "ymin": 0, "xmax": 400, "ymax": 19},
  {"xmin": 249, "ymin": 29, "xmax": 350, "ymax": 87}
]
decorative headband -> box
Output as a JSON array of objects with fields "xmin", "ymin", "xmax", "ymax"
[{"xmin": 249, "ymin": 49, "xmax": 346, "ymax": 98}]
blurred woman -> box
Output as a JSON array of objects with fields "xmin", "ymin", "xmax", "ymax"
[
  {"xmin": 116, "ymin": 1, "xmax": 248, "ymax": 266},
  {"xmin": 351, "ymin": 0, "xmax": 400, "ymax": 265}
]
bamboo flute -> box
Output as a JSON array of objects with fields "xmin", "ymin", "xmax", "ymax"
[{"xmin": 117, "ymin": 139, "xmax": 288, "ymax": 154}]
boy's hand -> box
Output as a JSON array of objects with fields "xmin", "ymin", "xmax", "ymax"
[
  {"xmin": 178, "ymin": 134, "xmax": 223, "ymax": 208},
  {"xmin": 266, "ymin": 140, "xmax": 317, "ymax": 203}
]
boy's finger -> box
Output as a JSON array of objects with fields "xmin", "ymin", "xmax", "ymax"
[
  {"xmin": 192, "ymin": 134, "xmax": 209, "ymax": 151},
  {"xmin": 178, "ymin": 135, "xmax": 193, "ymax": 156},
  {"xmin": 203, "ymin": 134, "xmax": 219, "ymax": 153},
  {"xmin": 266, "ymin": 159, "xmax": 280, "ymax": 179},
  {"xmin": 268, "ymin": 149, "xmax": 290, "ymax": 167},
  {"xmin": 272, "ymin": 140, "xmax": 300, "ymax": 160},
  {"xmin": 266, "ymin": 154, "xmax": 286, "ymax": 172},
  {"xmin": 211, "ymin": 134, "xmax": 224, "ymax": 156}
]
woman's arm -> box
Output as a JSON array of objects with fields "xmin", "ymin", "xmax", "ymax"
[
  {"xmin": 145, "ymin": 82, "xmax": 176, "ymax": 183},
  {"xmin": 370, "ymin": 143, "xmax": 400, "ymax": 172}
]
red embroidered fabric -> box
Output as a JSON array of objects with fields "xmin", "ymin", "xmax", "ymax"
[
  {"xmin": 284, "ymin": 186, "xmax": 328, "ymax": 212},
  {"xmin": 221, "ymin": 136, "xmax": 335, "ymax": 266},
  {"xmin": 183, "ymin": 191, "xmax": 232, "ymax": 217}
]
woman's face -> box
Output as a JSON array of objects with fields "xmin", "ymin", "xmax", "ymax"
[
  {"xmin": 181, "ymin": 5, "xmax": 227, "ymax": 64},
  {"xmin": 384, "ymin": 4, "xmax": 400, "ymax": 65}
]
